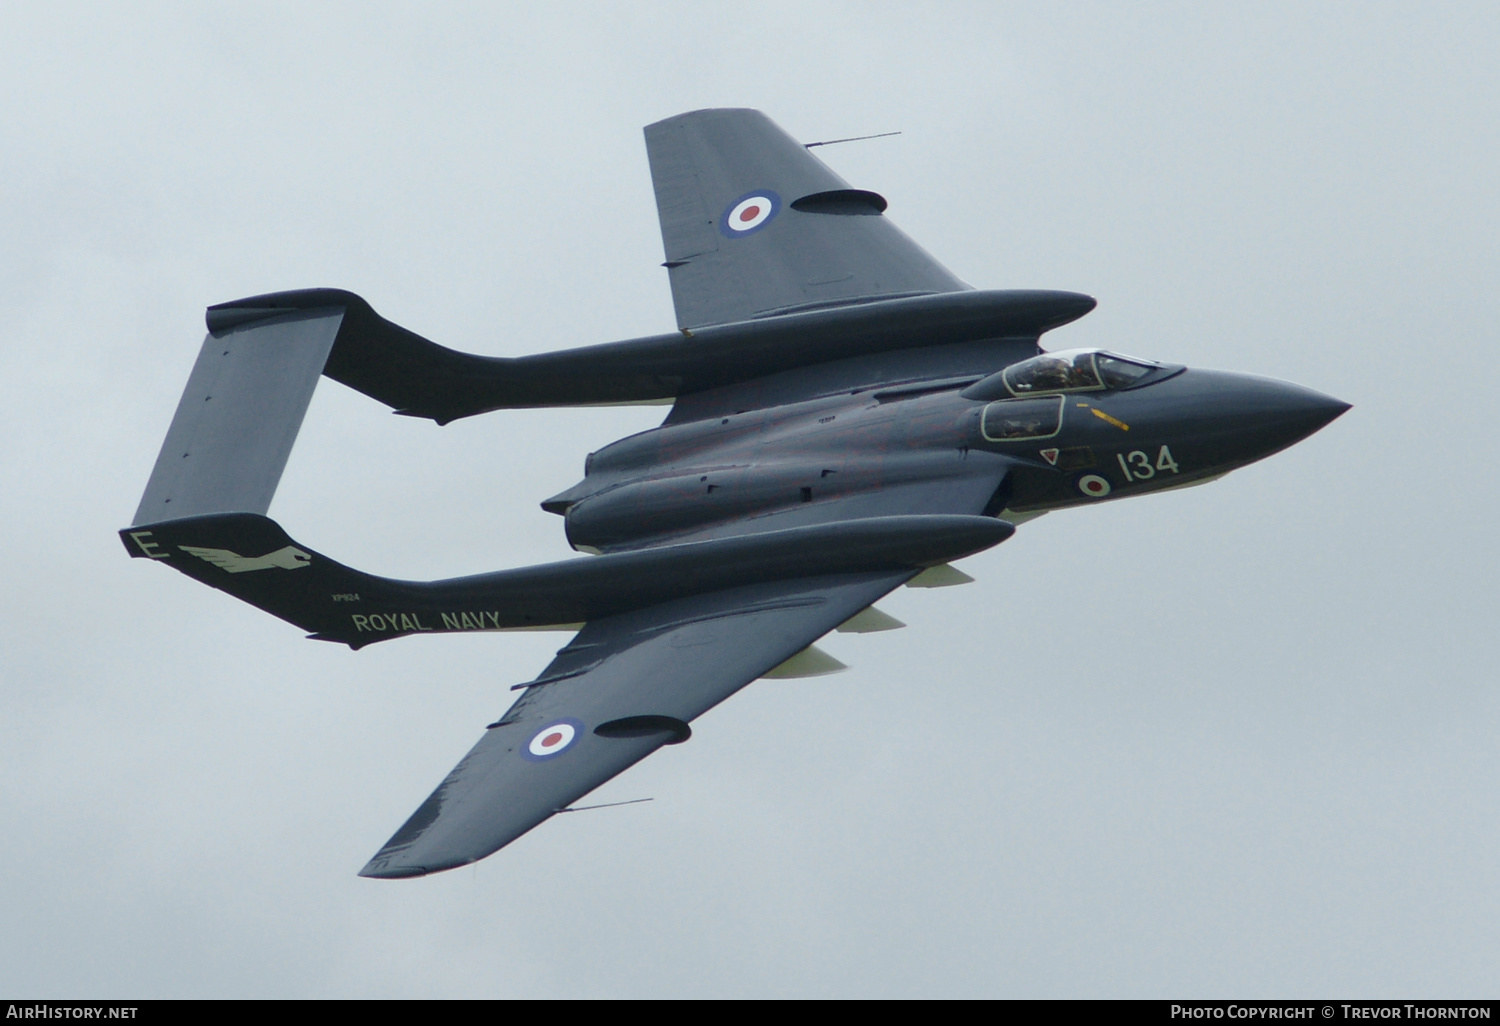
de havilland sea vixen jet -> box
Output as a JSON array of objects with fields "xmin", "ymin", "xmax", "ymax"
[{"xmin": 122, "ymin": 109, "xmax": 1348, "ymax": 878}]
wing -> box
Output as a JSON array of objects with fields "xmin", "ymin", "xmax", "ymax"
[
  {"xmin": 646, "ymin": 108, "xmax": 969, "ymax": 330},
  {"xmin": 359, "ymin": 570, "xmax": 911, "ymax": 878}
]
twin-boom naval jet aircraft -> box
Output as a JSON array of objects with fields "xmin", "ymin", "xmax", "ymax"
[{"xmin": 121, "ymin": 109, "xmax": 1349, "ymax": 878}]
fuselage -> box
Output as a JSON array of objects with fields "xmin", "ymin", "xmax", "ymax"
[{"xmin": 545, "ymin": 353, "xmax": 1349, "ymax": 553}]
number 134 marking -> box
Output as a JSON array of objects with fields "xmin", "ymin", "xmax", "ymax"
[{"xmin": 1117, "ymin": 446, "xmax": 1180, "ymax": 481}]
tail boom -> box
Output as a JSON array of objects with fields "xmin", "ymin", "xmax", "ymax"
[{"xmin": 121, "ymin": 513, "xmax": 1012, "ymax": 649}]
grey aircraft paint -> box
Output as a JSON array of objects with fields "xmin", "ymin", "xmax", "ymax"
[{"xmin": 120, "ymin": 109, "xmax": 1347, "ymax": 878}]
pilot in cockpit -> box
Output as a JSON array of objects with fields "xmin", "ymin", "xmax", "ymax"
[{"xmin": 1005, "ymin": 349, "xmax": 1155, "ymax": 396}]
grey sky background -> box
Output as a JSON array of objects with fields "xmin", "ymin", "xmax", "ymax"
[{"xmin": 2, "ymin": 1, "xmax": 1496, "ymax": 998}]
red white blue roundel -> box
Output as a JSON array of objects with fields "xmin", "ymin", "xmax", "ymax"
[
  {"xmin": 523, "ymin": 718, "xmax": 583, "ymax": 761},
  {"xmin": 1077, "ymin": 474, "xmax": 1112, "ymax": 498},
  {"xmin": 721, "ymin": 190, "xmax": 781, "ymax": 237}
]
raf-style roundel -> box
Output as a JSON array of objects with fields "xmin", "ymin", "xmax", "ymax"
[
  {"xmin": 720, "ymin": 190, "xmax": 781, "ymax": 237},
  {"xmin": 1077, "ymin": 474, "xmax": 1112, "ymax": 498},
  {"xmin": 523, "ymin": 718, "xmax": 583, "ymax": 761}
]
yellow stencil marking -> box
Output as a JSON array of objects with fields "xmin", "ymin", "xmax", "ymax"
[{"xmin": 1090, "ymin": 407, "xmax": 1130, "ymax": 431}]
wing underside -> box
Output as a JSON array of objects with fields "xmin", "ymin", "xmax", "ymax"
[
  {"xmin": 359, "ymin": 571, "xmax": 912, "ymax": 877},
  {"xmin": 646, "ymin": 108, "xmax": 969, "ymax": 329}
]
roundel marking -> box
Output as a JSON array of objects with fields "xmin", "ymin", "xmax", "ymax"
[
  {"xmin": 1078, "ymin": 474, "xmax": 1112, "ymax": 498},
  {"xmin": 720, "ymin": 190, "xmax": 781, "ymax": 237},
  {"xmin": 523, "ymin": 718, "xmax": 583, "ymax": 761}
]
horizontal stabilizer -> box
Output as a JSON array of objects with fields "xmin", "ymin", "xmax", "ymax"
[
  {"xmin": 121, "ymin": 513, "xmax": 1013, "ymax": 649},
  {"xmin": 133, "ymin": 308, "xmax": 342, "ymax": 526}
]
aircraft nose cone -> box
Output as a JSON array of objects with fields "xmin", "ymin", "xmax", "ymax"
[
  {"xmin": 1260, "ymin": 381, "xmax": 1356, "ymax": 438},
  {"xmin": 1182, "ymin": 372, "xmax": 1350, "ymax": 464},
  {"xmin": 1264, "ymin": 381, "xmax": 1351, "ymax": 437}
]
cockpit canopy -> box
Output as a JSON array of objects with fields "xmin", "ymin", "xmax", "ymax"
[
  {"xmin": 959, "ymin": 348, "xmax": 1169, "ymax": 403},
  {"xmin": 1003, "ymin": 349, "xmax": 1157, "ymax": 396}
]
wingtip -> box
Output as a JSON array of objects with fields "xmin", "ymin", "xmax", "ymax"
[
  {"xmin": 358, "ymin": 860, "xmax": 434, "ymax": 880},
  {"xmin": 359, "ymin": 844, "xmax": 482, "ymax": 879}
]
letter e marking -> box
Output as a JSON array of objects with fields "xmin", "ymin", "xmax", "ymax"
[{"xmin": 128, "ymin": 531, "xmax": 171, "ymax": 559}]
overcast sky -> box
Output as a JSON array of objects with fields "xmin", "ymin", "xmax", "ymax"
[{"xmin": 2, "ymin": 1, "xmax": 1497, "ymax": 998}]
